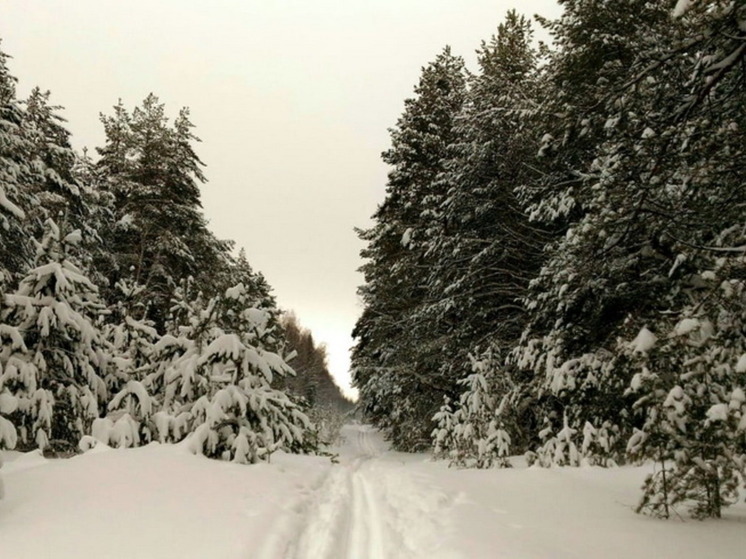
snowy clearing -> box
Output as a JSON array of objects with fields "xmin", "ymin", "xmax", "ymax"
[{"xmin": 1, "ymin": 424, "xmax": 745, "ymax": 558}]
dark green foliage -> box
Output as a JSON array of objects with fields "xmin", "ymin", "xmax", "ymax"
[
  {"xmin": 354, "ymin": 2, "xmax": 746, "ymax": 519},
  {"xmin": 352, "ymin": 47, "xmax": 467, "ymax": 450},
  {"xmin": 94, "ymin": 95, "xmax": 235, "ymax": 330}
]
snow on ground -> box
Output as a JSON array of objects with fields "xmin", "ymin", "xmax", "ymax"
[
  {"xmin": 1, "ymin": 425, "xmax": 745, "ymax": 558},
  {"xmin": 0, "ymin": 442, "xmax": 331, "ymax": 559}
]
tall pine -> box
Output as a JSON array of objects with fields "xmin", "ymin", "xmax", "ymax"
[{"xmin": 353, "ymin": 48, "xmax": 467, "ymax": 449}]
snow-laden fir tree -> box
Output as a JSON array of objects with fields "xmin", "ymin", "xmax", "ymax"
[
  {"xmin": 1, "ymin": 219, "xmax": 107, "ymax": 453},
  {"xmin": 87, "ymin": 278, "xmax": 160, "ymax": 449},
  {"xmin": 141, "ymin": 281, "xmax": 314, "ymax": 463},
  {"xmin": 0, "ymin": 49, "xmax": 32, "ymax": 485},
  {"xmin": 0, "ymin": 269, "xmax": 25, "ymax": 457},
  {"xmin": 626, "ymin": 251, "xmax": 746, "ymax": 518},
  {"xmin": 0, "ymin": 269, "xmax": 21, "ymax": 497}
]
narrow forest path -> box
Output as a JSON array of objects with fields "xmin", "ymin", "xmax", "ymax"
[
  {"xmin": 3, "ymin": 425, "xmax": 744, "ymax": 558},
  {"xmin": 256, "ymin": 424, "xmax": 460, "ymax": 559}
]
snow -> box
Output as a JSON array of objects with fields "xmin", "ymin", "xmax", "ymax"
[
  {"xmin": 1, "ymin": 425, "xmax": 745, "ymax": 558},
  {"xmin": 673, "ymin": 317, "xmax": 700, "ymax": 336},
  {"xmin": 630, "ymin": 327, "xmax": 657, "ymax": 353},
  {"xmin": 109, "ymin": 380, "xmax": 154, "ymax": 417},
  {"xmin": 202, "ymin": 333, "xmax": 244, "ymax": 362},
  {"xmin": 0, "ymin": 416, "xmax": 17, "ymax": 448},
  {"xmin": 0, "ymin": 392, "xmax": 19, "ymax": 414},
  {"xmin": 0, "ymin": 186, "xmax": 25, "ymax": 219},
  {"xmin": 225, "ymin": 283, "xmax": 246, "ymax": 299},
  {"xmin": 1, "ymin": 442, "xmax": 332, "ymax": 559},
  {"xmin": 63, "ymin": 229, "xmax": 82, "ymax": 245},
  {"xmin": 673, "ymin": 0, "xmax": 694, "ymax": 18},
  {"xmin": 736, "ymin": 353, "xmax": 746, "ymax": 373},
  {"xmin": 706, "ymin": 403, "xmax": 729, "ymax": 422},
  {"xmin": 124, "ymin": 315, "xmax": 159, "ymax": 338}
]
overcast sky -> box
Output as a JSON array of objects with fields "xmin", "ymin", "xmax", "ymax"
[{"xmin": 1, "ymin": 0, "xmax": 561, "ymax": 399}]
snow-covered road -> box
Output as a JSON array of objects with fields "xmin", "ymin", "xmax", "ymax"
[
  {"xmin": 2, "ymin": 424, "xmax": 745, "ymax": 558},
  {"xmin": 258, "ymin": 425, "xmax": 457, "ymax": 559}
]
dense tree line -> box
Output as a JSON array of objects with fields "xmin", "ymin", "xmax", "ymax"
[
  {"xmin": 279, "ymin": 312, "xmax": 353, "ymax": 413},
  {"xmin": 278, "ymin": 313, "xmax": 354, "ymax": 444},
  {"xmin": 353, "ymin": 1, "xmax": 746, "ymax": 519},
  {"xmin": 0, "ymin": 40, "xmax": 334, "ymax": 475}
]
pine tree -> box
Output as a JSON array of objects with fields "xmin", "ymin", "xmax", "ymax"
[
  {"xmin": 353, "ymin": 47, "xmax": 467, "ymax": 449},
  {"xmin": 508, "ymin": 0, "xmax": 684, "ymax": 463},
  {"xmin": 501, "ymin": 0, "xmax": 746, "ymax": 516},
  {"xmin": 425, "ymin": 12, "xmax": 549, "ymax": 459},
  {"xmin": 95, "ymin": 95, "xmax": 233, "ymax": 329}
]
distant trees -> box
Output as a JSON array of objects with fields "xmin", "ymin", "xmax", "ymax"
[
  {"xmin": 279, "ymin": 312, "xmax": 352, "ymax": 413},
  {"xmin": 278, "ymin": 312, "xmax": 353, "ymax": 445},
  {"xmin": 353, "ymin": 2, "xmax": 746, "ymax": 519}
]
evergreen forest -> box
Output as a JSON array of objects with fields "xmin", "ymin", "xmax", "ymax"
[
  {"xmin": 352, "ymin": 1, "xmax": 746, "ymax": 519},
  {"xmin": 0, "ymin": 43, "xmax": 350, "ymax": 469}
]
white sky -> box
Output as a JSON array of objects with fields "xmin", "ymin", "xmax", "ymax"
[{"xmin": 0, "ymin": 0, "xmax": 561, "ymax": 399}]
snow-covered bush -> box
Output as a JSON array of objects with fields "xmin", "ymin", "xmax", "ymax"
[
  {"xmin": 626, "ymin": 257, "xmax": 746, "ymax": 518},
  {"xmin": 433, "ymin": 353, "xmax": 512, "ymax": 468}
]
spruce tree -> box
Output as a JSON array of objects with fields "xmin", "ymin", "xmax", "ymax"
[
  {"xmin": 144, "ymin": 281, "xmax": 316, "ymax": 462},
  {"xmin": 1, "ymin": 219, "xmax": 107, "ymax": 453}
]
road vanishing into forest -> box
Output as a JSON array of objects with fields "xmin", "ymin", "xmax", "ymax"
[{"xmin": 257, "ymin": 424, "xmax": 457, "ymax": 559}]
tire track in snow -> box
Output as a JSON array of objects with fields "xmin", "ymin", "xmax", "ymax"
[
  {"xmin": 257, "ymin": 425, "xmax": 456, "ymax": 559},
  {"xmin": 354, "ymin": 470, "xmax": 385, "ymax": 559},
  {"xmin": 292, "ymin": 425, "xmax": 386, "ymax": 559}
]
